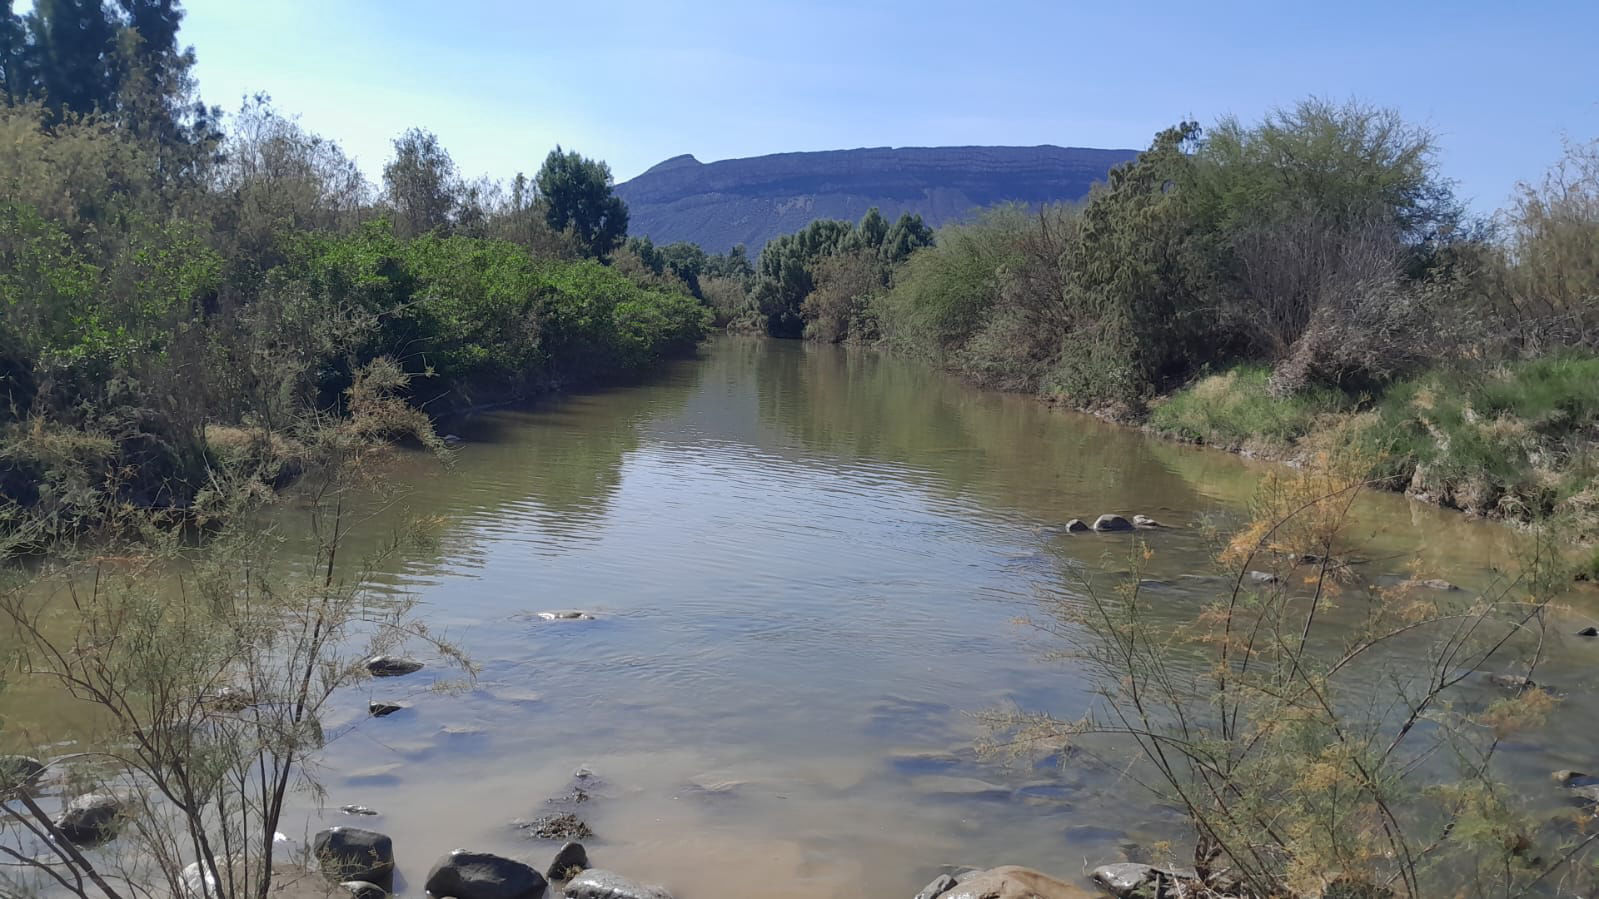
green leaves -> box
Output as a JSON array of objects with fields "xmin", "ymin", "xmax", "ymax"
[{"xmin": 536, "ymin": 147, "xmax": 628, "ymax": 260}]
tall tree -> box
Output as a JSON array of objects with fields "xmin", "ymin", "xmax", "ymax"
[
  {"xmin": 0, "ymin": 0, "xmax": 26, "ymax": 104},
  {"xmin": 383, "ymin": 128, "xmax": 461, "ymax": 238},
  {"xmin": 535, "ymin": 146, "xmax": 628, "ymax": 259},
  {"xmin": 24, "ymin": 0, "xmax": 119, "ymax": 117}
]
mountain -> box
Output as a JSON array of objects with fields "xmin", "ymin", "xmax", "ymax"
[{"xmin": 613, "ymin": 145, "xmax": 1140, "ymax": 252}]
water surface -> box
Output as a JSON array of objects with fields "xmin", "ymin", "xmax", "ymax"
[{"xmin": 16, "ymin": 338, "xmax": 1599, "ymax": 897}]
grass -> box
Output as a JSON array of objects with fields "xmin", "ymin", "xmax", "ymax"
[
  {"xmin": 1147, "ymin": 365, "xmax": 1350, "ymax": 453},
  {"xmin": 1148, "ymin": 354, "xmax": 1599, "ymax": 531}
]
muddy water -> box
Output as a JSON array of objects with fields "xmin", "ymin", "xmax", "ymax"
[{"xmin": 13, "ymin": 338, "xmax": 1599, "ymax": 897}]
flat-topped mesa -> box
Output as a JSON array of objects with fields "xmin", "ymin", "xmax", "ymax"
[{"xmin": 614, "ymin": 144, "xmax": 1138, "ymax": 252}]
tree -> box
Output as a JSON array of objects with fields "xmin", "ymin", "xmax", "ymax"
[
  {"xmin": 383, "ymin": 127, "xmax": 460, "ymax": 238},
  {"xmin": 535, "ymin": 146, "xmax": 627, "ymax": 259},
  {"xmin": 23, "ymin": 0, "xmax": 119, "ymax": 117},
  {"xmin": 0, "ymin": 1, "xmax": 26, "ymax": 104}
]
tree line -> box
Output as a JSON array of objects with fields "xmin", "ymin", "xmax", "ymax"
[{"xmin": 0, "ymin": 1, "xmax": 726, "ymax": 537}]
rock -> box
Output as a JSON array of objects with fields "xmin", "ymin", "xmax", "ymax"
[
  {"xmin": 940, "ymin": 866, "xmax": 1096, "ymax": 899},
  {"xmin": 1063, "ymin": 519, "xmax": 1090, "ymax": 534},
  {"xmin": 1090, "ymin": 863, "xmax": 1157, "ymax": 897},
  {"xmin": 368, "ymin": 701, "xmax": 404, "ymax": 718},
  {"xmin": 536, "ymin": 610, "xmax": 595, "ymax": 621},
  {"xmin": 424, "ymin": 850, "xmax": 546, "ymax": 899},
  {"xmin": 1569, "ymin": 783, "xmax": 1599, "ymax": 806},
  {"xmin": 1579, "ymin": 626, "xmax": 1599, "ymax": 637},
  {"xmin": 54, "ymin": 792, "xmax": 125, "ymax": 845},
  {"xmin": 364, "ymin": 656, "xmax": 422, "ymax": 677},
  {"xmin": 545, "ymin": 841, "xmax": 588, "ymax": 882},
  {"xmin": 913, "ymin": 873, "xmax": 957, "ymax": 899},
  {"xmin": 1131, "ymin": 514, "xmax": 1167, "ymax": 528},
  {"xmin": 312, "ymin": 827, "xmax": 394, "ymax": 891},
  {"xmin": 1490, "ymin": 673, "xmax": 1536, "ymax": 690},
  {"xmin": 1401, "ymin": 577, "xmax": 1459, "ymax": 591},
  {"xmin": 340, "ymin": 881, "xmax": 386, "ymax": 899},
  {"xmin": 565, "ymin": 869, "xmax": 674, "ymax": 899},
  {"xmin": 208, "ymin": 685, "xmax": 256, "ymax": 712},
  {"xmin": 1091, "ymin": 514, "xmax": 1133, "ymax": 532},
  {"xmin": 1248, "ymin": 570, "xmax": 1280, "ymax": 584},
  {"xmin": 182, "ymin": 861, "xmax": 216, "ymax": 897},
  {"xmin": 0, "ymin": 755, "xmax": 46, "ymax": 794},
  {"xmin": 1554, "ymin": 770, "xmax": 1599, "ymax": 788},
  {"xmin": 340, "ymin": 805, "xmax": 380, "ymax": 816},
  {"xmin": 517, "ymin": 811, "xmax": 593, "ymax": 840},
  {"xmin": 442, "ymin": 434, "xmax": 465, "ymax": 446}
]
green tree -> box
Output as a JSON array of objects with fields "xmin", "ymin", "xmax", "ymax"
[
  {"xmin": 0, "ymin": 1, "xmax": 26, "ymax": 104},
  {"xmin": 383, "ymin": 127, "xmax": 461, "ymax": 238},
  {"xmin": 23, "ymin": 0, "xmax": 119, "ymax": 117},
  {"xmin": 535, "ymin": 146, "xmax": 628, "ymax": 259}
]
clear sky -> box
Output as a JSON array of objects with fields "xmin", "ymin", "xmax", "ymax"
[{"xmin": 175, "ymin": 0, "xmax": 1599, "ymax": 213}]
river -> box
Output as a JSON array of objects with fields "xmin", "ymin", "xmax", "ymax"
[{"xmin": 14, "ymin": 337, "xmax": 1599, "ymax": 898}]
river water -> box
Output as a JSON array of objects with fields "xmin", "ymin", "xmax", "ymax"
[{"xmin": 13, "ymin": 337, "xmax": 1599, "ymax": 897}]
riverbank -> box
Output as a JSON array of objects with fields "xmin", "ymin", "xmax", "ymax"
[{"xmin": 1138, "ymin": 356, "xmax": 1599, "ymax": 568}]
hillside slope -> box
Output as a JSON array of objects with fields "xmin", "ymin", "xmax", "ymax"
[{"xmin": 614, "ymin": 145, "xmax": 1139, "ymax": 251}]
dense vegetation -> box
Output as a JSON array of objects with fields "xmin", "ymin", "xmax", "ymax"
[
  {"xmin": 717, "ymin": 101, "xmax": 1599, "ymax": 544},
  {"xmin": 0, "ymin": 2, "xmax": 711, "ymax": 535}
]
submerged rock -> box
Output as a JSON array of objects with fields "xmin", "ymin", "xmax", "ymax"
[
  {"xmin": 364, "ymin": 656, "xmax": 423, "ymax": 677},
  {"xmin": 1489, "ymin": 673, "xmax": 1536, "ymax": 690},
  {"xmin": 537, "ymin": 609, "xmax": 595, "ymax": 621},
  {"xmin": 941, "ymin": 866, "xmax": 1096, "ymax": 899},
  {"xmin": 424, "ymin": 850, "xmax": 546, "ymax": 899},
  {"xmin": 1063, "ymin": 519, "xmax": 1090, "ymax": 534},
  {"xmin": 1247, "ymin": 570, "xmax": 1280, "ymax": 584},
  {"xmin": 518, "ymin": 811, "xmax": 593, "ymax": 840},
  {"xmin": 546, "ymin": 840, "xmax": 589, "ymax": 881},
  {"xmin": 1400, "ymin": 577, "xmax": 1460, "ymax": 592},
  {"xmin": 312, "ymin": 826, "xmax": 394, "ymax": 890},
  {"xmin": 339, "ymin": 805, "xmax": 380, "ymax": 816},
  {"xmin": 1131, "ymin": 514, "xmax": 1167, "ymax": 528},
  {"xmin": 1092, "ymin": 514, "xmax": 1133, "ymax": 532},
  {"xmin": 54, "ymin": 792, "xmax": 125, "ymax": 845},
  {"xmin": 1579, "ymin": 626, "xmax": 1599, "ymax": 637},
  {"xmin": 565, "ymin": 869, "xmax": 674, "ymax": 899},
  {"xmin": 340, "ymin": 881, "xmax": 387, "ymax": 899},
  {"xmin": 368, "ymin": 701, "xmax": 405, "ymax": 718}
]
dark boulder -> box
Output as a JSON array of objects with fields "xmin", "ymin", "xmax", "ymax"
[
  {"xmin": 54, "ymin": 792, "xmax": 125, "ymax": 845},
  {"xmin": 0, "ymin": 755, "xmax": 46, "ymax": 794},
  {"xmin": 368, "ymin": 701, "xmax": 405, "ymax": 718},
  {"xmin": 1131, "ymin": 515, "xmax": 1167, "ymax": 528},
  {"xmin": 564, "ymin": 869, "xmax": 673, "ymax": 899},
  {"xmin": 313, "ymin": 826, "xmax": 394, "ymax": 891},
  {"xmin": 546, "ymin": 841, "xmax": 589, "ymax": 882},
  {"xmin": 1063, "ymin": 519, "xmax": 1090, "ymax": 534},
  {"xmin": 1579, "ymin": 626, "xmax": 1599, "ymax": 637},
  {"xmin": 424, "ymin": 850, "xmax": 546, "ymax": 899},
  {"xmin": 365, "ymin": 656, "xmax": 423, "ymax": 677},
  {"xmin": 1091, "ymin": 514, "xmax": 1133, "ymax": 532}
]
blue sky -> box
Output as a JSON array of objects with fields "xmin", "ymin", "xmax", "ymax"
[{"xmin": 176, "ymin": 0, "xmax": 1599, "ymax": 212}]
